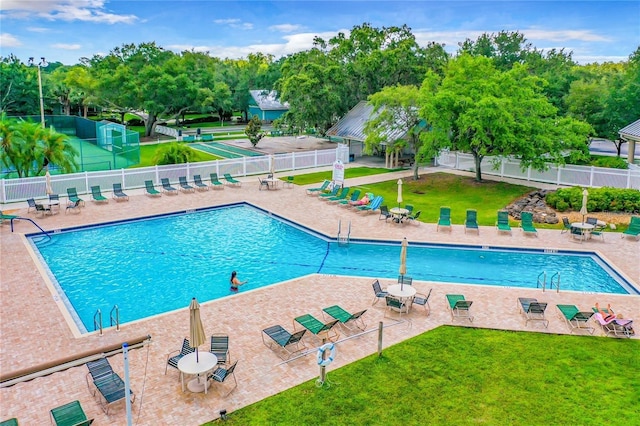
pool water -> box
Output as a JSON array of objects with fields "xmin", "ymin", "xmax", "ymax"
[{"xmin": 29, "ymin": 204, "xmax": 636, "ymax": 333}]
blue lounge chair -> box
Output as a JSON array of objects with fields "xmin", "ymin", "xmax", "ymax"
[
  {"xmin": 465, "ymin": 209, "xmax": 479, "ymax": 234},
  {"xmin": 209, "ymin": 173, "xmax": 224, "ymax": 189},
  {"xmin": 437, "ymin": 206, "xmax": 451, "ymax": 232},
  {"xmin": 160, "ymin": 178, "xmax": 178, "ymax": 195},
  {"xmin": 112, "ymin": 183, "xmax": 129, "ymax": 201},
  {"xmin": 50, "ymin": 400, "xmax": 94, "ymax": 426},
  {"xmin": 261, "ymin": 325, "xmax": 307, "ymax": 360},
  {"xmin": 356, "ymin": 195, "xmax": 383, "ymax": 213},
  {"xmin": 193, "ymin": 174, "xmax": 209, "ymax": 191},
  {"xmin": 294, "ymin": 314, "xmax": 340, "ymax": 342},
  {"xmin": 145, "ymin": 180, "xmax": 161, "ymax": 197},
  {"xmin": 85, "ymin": 358, "xmax": 134, "ymax": 414}
]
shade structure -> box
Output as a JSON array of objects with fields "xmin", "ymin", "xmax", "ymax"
[
  {"xmin": 189, "ymin": 298, "xmax": 206, "ymax": 362},
  {"xmin": 45, "ymin": 170, "xmax": 53, "ymax": 195},
  {"xmin": 397, "ymin": 179, "xmax": 403, "ymax": 207},
  {"xmin": 580, "ymin": 189, "xmax": 589, "ymax": 223},
  {"xmin": 399, "ymin": 238, "xmax": 408, "ymax": 289}
]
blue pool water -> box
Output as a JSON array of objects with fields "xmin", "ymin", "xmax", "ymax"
[{"xmin": 29, "ymin": 204, "xmax": 637, "ymax": 333}]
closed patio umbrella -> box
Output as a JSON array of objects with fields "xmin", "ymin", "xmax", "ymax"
[
  {"xmin": 270, "ymin": 155, "xmax": 276, "ymax": 177},
  {"xmin": 189, "ymin": 297, "xmax": 206, "ymax": 362},
  {"xmin": 399, "ymin": 237, "xmax": 408, "ymax": 290},
  {"xmin": 580, "ymin": 189, "xmax": 589, "ymax": 223},
  {"xmin": 397, "ymin": 179, "xmax": 403, "ymax": 208},
  {"xmin": 45, "ymin": 170, "xmax": 53, "ymax": 195}
]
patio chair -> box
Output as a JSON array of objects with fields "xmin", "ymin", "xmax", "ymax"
[
  {"xmin": 66, "ymin": 187, "xmax": 84, "ymax": 207},
  {"xmin": 398, "ymin": 275, "xmax": 413, "ymax": 286},
  {"xmin": 556, "ymin": 304, "xmax": 594, "ymax": 334},
  {"xmin": 144, "ymin": 180, "xmax": 161, "ymax": 197},
  {"xmin": 294, "ymin": 314, "xmax": 340, "ymax": 342},
  {"xmin": 570, "ymin": 225, "xmax": 586, "ymax": 243},
  {"xmin": 412, "ymin": 288, "xmax": 432, "ymax": 315},
  {"xmin": 35, "ymin": 203, "xmax": 52, "ymax": 217},
  {"xmin": 405, "ymin": 210, "xmax": 421, "ymax": 224},
  {"xmin": 50, "ymin": 400, "xmax": 94, "ymax": 426},
  {"xmin": 464, "ymin": 209, "xmax": 479, "ymax": 234},
  {"xmin": 210, "ymin": 334, "xmax": 230, "ymax": 365},
  {"xmin": 404, "ymin": 204, "xmax": 414, "ymax": 215},
  {"xmin": 261, "ymin": 324, "xmax": 307, "ymax": 360},
  {"xmin": 446, "ymin": 294, "xmax": 474, "ymax": 322},
  {"xmin": 49, "ymin": 193, "xmax": 61, "ymax": 213},
  {"xmin": 90, "ymin": 185, "xmax": 108, "ymax": 203},
  {"xmin": 322, "ymin": 305, "xmax": 367, "ymax": 331},
  {"xmin": 520, "ymin": 211, "xmax": 537, "ymax": 236},
  {"xmin": 306, "ymin": 179, "xmax": 330, "ymax": 195},
  {"xmin": 284, "ymin": 176, "xmax": 295, "ymax": 188},
  {"xmin": 165, "ymin": 337, "xmax": 195, "ymax": 376},
  {"xmin": 496, "ymin": 210, "xmax": 512, "ymax": 234},
  {"xmin": 160, "ymin": 178, "xmax": 178, "ymax": 195},
  {"xmin": 379, "ymin": 205, "xmax": 392, "ymax": 222},
  {"xmin": 258, "ymin": 177, "xmax": 270, "ymax": 191},
  {"xmin": 339, "ymin": 189, "xmax": 361, "ymax": 207},
  {"xmin": 65, "ymin": 200, "xmax": 82, "ymax": 214},
  {"xmin": 207, "ymin": 360, "xmax": 238, "ymax": 396},
  {"xmin": 85, "ymin": 357, "xmax": 134, "ymax": 414},
  {"xmin": 193, "ymin": 174, "xmax": 209, "ymax": 191},
  {"xmin": 27, "ymin": 197, "xmax": 38, "ymax": 213},
  {"xmin": 437, "ymin": 207, "xmax": 451, "ymax": 232},
  {"xmin": 371, "ymin": 279, "xmax": 388, "ymax": 305},
  {"xmin": 561, "ymin": 216, "xmax": 571, "ymax": 234},
  {"xmin": 223, "ymin": 173, "xmax": 242, "ymax": 187},
  {"xmin": 517, "ymin": 297, "xmax": 549, "ymax": 327},
  {"xmin": 621, "ymin": 215, "xmax": 640, "ymax": 240},
  {"xmin": 209, "ymin": 173, "xmax": 225, "ymax": 189},
  {"xmin": 178, "ymin": 176, "xmax": 195, "ymax": 193},
  {"xmin": 112, "ymin": 183, "xmax": 129, "ymax": 201},
  {"xmin": 384, "ymin": 296, "xmax": 409, "ymax": 319}
]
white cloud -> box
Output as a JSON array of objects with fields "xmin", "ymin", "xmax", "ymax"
[
  {"xmin": 269, "ymin": 24, "xmax": 303, "ymax": 33},
  {"xmin": 51, "ymin": 43, "xmax": 82, "ymax": 50},
  {"xmin": 214, "ymin": 18, "xmax": 240, "ymax": 25},
  {"xmin": 26, "ymin": 27, "xmax": 50, "ymax": 33},
  {"xmin": 2, "ymin": 0, "xmax": 138, "ymax": 24},
  {"xmin": 213, "ymin": 18, "xmax": 253, "ymax": 30},
  {"xmin": 523, "ymin": 28, "xmax": 611, "ymax": 43},
  {"xmin": 0, "ymin": 33, "xmax": 22, "ymax": 47}
]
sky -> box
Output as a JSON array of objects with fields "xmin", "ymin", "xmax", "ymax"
[{"xmin": 1, "ymin": 1, "xmax": 639, "ymax": 66}]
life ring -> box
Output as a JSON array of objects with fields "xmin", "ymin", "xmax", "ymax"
[{"xmin": 317, "ymin": 343, "xmax": 336, "ymax": 367}]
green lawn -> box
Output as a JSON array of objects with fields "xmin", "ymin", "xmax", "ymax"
[
  {"xmin": 205, "ymin": 326, "xmax": 639, "ymax": 425},
  {"xmin": 132, "ymin": 143, "xmax": 221, "ymax": 168},
  {"xmin": 291, "ymin": 167, "xmax": 401, "ymax": 186}
]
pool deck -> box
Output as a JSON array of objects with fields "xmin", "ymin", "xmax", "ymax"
[{"xmin": 1, "ymin": 169, "xmax": 638, "ymax": 425}]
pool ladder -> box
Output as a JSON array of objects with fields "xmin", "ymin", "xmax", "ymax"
[
  {"xmin": 337, "ymin": 220, "xmax": 351, "ymax": 245},
  {"xmin": 93, "ymin": 305, "xmax": 120, "ymax": 335},
  {"xmin": 537, "ymin": 271, "xmax": 561, "ymax": 293}
]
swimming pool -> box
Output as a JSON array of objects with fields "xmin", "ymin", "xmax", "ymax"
[{"xmin": 28, "ymin": 204, "xmax": 638, "ymax": 334}]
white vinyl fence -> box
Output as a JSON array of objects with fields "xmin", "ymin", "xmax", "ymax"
[
  {"xmin": 1, "ymin": 146, "xmax": 349, "ymax": 204},
  {"xmin": 436, "ymin": 151, "xmax": 640, "ymax": 190}
]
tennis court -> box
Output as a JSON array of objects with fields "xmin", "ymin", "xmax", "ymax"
[
  {"xmin": 68, "ymin": 138, "xmax": 137, "ymax": 172},
  {"xmin": 192, "ymin": 141, "xmax": 264, "ymax": 159}
]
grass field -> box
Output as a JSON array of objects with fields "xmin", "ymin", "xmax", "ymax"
[{"xmin": 132, "ymin": 143, "xmax": 221, "ymax": 168}]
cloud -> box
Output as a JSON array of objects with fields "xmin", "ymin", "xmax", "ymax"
[
  {"xmin": 269, "ymin": 24, "xmax": 303, "ymax": 33},
  {"xmin": 0, "ymin": 33, "xmax": 22, "ymax": 47},
  {"xmin": 523, "ymin": 28, "xmax": 611, "ymax": 43},
  {"xmin": 213, "ymin": 18, "xmax": 253, "ymax": 30},
  {"xmin": 27, "ymin": 27, "xmax": 50, "ymax": 33},
  {"xmin": 2, "ymin": 0, "xmax": 138, "ymax": 24},
  {"xmin": 51, "ymin": 43, "xmax": 82, "ymax": 50}
]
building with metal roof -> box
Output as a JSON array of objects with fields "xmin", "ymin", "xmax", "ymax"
[
  {"xmin": 248, "ymin": 90, "xmax": 289, "ymax": 122},
  {"xmin": 619, "ymin": 118, "xmax": 640, "ymax": 164}
]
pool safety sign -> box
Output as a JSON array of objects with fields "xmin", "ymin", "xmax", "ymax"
[{"xmin": 332, "ymin": 160, "xmax": 345, "ymax": 187}]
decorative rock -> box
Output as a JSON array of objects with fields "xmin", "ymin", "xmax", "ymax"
[{"xmin": 505, "ymin": 190, "xmax": 559, "ymax": 224}]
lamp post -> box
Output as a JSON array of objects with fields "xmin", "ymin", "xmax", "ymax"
[{"xmin": 28, "ymin": 57, "xmax": 48, "ymax": 128}]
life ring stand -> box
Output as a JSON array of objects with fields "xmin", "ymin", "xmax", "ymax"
[{"xmin": 317, "ymin": 342, "xmax": 336, "ymax": 367}]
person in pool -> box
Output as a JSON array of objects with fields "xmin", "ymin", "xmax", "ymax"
[{"xmin": 230, "ymin": 271, "xmax": 247, "ymax": 292}]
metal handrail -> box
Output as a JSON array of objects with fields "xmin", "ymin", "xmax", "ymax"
[
  {"xmin": 94, "ymin": 309, "xmax": 103, "ymax": 336},
  {"xmin": 110, "ymin": 305, "xmax": 120, "ymax": 331},
  {"xmin": 550, "ymin": 272, "xmax": 561, "ymax": 293},
  {"xmin": 537, "ymin": 271, "xmax": 546, "ymax": 291}
]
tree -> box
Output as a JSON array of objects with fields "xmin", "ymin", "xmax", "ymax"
[
  {"xmin": 244, "ymin": 115, "xmax": 264, "ymax": 147},
  {"xmin": 364, "ymin": 85, "xmax": 425, "ymax": 180},
  {"xmin": 0, "ymin": 55, "xmax": 39, "ymax": 115},
  {"xmin": 419, "ymin": 54, "xmax": 592, "ymax": 182}
]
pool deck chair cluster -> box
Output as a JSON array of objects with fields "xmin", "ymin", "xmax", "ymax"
[
  {"xmin": 50, "ymin": 400, "xmax": 94, "ymax": 426},
  {"xmin": 556, "ymin": 304, "xmax": 594, "ymax": 334},
  {"xmin": 322, "ymin": 305, "xmax": 367, "ymax": 332},
  {"xmin": 446, "ymin": 294, "xmax": 473, "ymax": 322},
  {"xmin": 261, "ymin": 325, "xmax": 307, "ymax": 360},
  {"xmin": 517, "ymin": 297, "xmax": 548, "ymax": 327},
  {"xmin": 85, "ymin": 357, "xmax": 134, "ymax": 414},
  {"xmin": 294, "ymin": 314, "xmax": 340, "ymax": 342}
]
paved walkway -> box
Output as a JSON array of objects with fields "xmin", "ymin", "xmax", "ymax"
[{"xmin": 1, "ymin": 168, "xmax": 638, "ymax": 425}]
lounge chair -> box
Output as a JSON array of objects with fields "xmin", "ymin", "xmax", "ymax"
[
  {"xmin": 294, "ymin": 314, "xmax": 340, "ymax": 342},
  {"xmin": 160, "ymin": 178, "xmax": 178, "ymax": 195},
  {"xmin": 210, "ymin": 334, "xmax": 230, "ymax": 365},
  {"xmin": 379, "ymin": 205, "xmax": 392, "ymax": 222},
  {"xmin": 306, "ymin": 180, "xmax": 330, "ymax": 195},
  {"xmin": 520, "ymin": 211, "xmax": 537, "ymax": 236},
  {"xmin": 50, "ymin": 400, "xmax": 94, "ymax": 426},
  {"xmin": 85, "ymin": 358, "xmax": 134, "ymax": 414},
  {"xmin": 144, "ymin": 180, "xmax": 161, "ymax": 197},
  {"xmin": 318, "ymin": 186, "xmax": 340, "ymax": 199},
  {"xmin": 65, "ymin": 200, "xmax": 82, "ymax": 214},
  {"xmin": 178, "ymin": 176, "xmax": 195, "ymax": 193},
  {"xmin": 261, "ymin": 324, "xmax": 307, "ymax": 360},
  {"xmin": 223, "ymin": 173, "xmax": 242, "ymax": 187},
  {"xmin": 322, "ymin": 305, "xmax": 367, "ymax": 331},
  {"xmin": 446, "ymin": 294, "xmax": 474, "ymax": 322},
  {"xmin": 464, "ymin": 209, "xmax": 479, "ymax": 234},
  {"xmin": 209, "ymin": 173, "xmax": 224, "ymax": 189},
  {"xmin": 621, "ymin": 215, "xmax": 640, "ymax": 240},
  {"xmin": 556, "ymin": 304, "xmax": 594, "ymax": 334},
  {"xmin": 207, "ymin": 360, "xmax": 238, "ymax": 396},
  {"xmin": 165, "ymin": 337, "xmax": 195, "ymax": 375},
  {"xmin": 112, "ymin": 183, "xmax": 129, "ymax": 201},
  {"xmin": 193, "ymin": 174, "xmax": 209, "ymax": 191},
  {"xmin": 339, "ymin": 189, "xmax": 361, "ymax": 207},
  {"xmin": 561, "ymin": 216, "xmax": 571, "ymax": 234},
  {"xmin": 384, "ymin": 296, "xmax": 409, "ymax": 319},
  {"xmin": 326, "ymin": 187, "xmax": 350, "ymax": 203},
  {"xmin": 66, "ymin": 187, "xmax": 84, "ymax": 207},
  {"xmin": 496, "ymin": 210, "xmax": 512, "ymax": 234},
  {"xmin": 517, "ymin": 297, "xmax": 549, "ymax": 327},
  {"xmin": 591, "ymin": 307, "xmax": 634, "ymax": 338},
  {"xmin": 371, "ymin": 279, "xmax": 388, "ymax": 305},
  {"xmin": 0, "ymin": 418, "xmax": 18, "ymax": 426},
  {"xmin": 437, "ymin": 206, "xmax": 451, "ymax": 232},
  {"xmin": 90, "ymin": 185, "xmax": 108, "ymax": 203},
  {"xmin": 0, "ymin": 210, "xmax": 18, "ymax": 227},
  {"xmin": 412, "ymin": 289, "xmax": 432, "ymax": 315},
  {"xmin": 356, "ymin": 195, "xmax": 383, "ymax": 213}
]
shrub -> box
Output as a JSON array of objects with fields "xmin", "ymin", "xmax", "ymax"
[
  {"xmin": 152, "ymin": 143, "xmax": 196, "ymax": 165},
  {"xmin": 545, "ymin": 187, "xmax": 640, "ymax": 214}
]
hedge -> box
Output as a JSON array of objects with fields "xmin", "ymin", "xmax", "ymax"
[{"xmin": 545, "ymin": 187, "xmax": 640, "ymax": 213}]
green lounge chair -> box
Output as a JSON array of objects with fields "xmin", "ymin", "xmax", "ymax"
[
  {"xmin": 520, "ymin": 211, "xmax": 537, "ymax": 236},
  {"xmin": 50, "ymin": 400, "xmax": 94, "ymax": 426},
  {"xmin": 0, "ymin": 418, "xmax": 18, "ymax": 426},
  {"xmin": 496, "ymin": 210, "xmax": 512, "ymax": 234},
  {"xmin": 209, "ymin": 173, "xmax": 224, "ymax": 189},
  {"xmin": 306, "ymin": 180, "xmax": 330, "ymax": 195},
  {"xmin": 223, "ymin": 173, "xmax": 241, "ymax": 187},
  {"xmin": 0, "ymin": 210, "xmax": 18, "ymax": 226},
  {"xmin": 144, "ymin": 180, "xmax": 161, "ymax": 197},
  {"xmin": 338, "ymin": 189, "xmax": 361, "ymax": 206},
  {"xmin": 437, "ymin": 207, "xmax": 451, "ymax": 232},
  {"xmin": 517, "ymin": 297, "xmax": 548, "ymax": 327},
  {"xmin": 622, "ymin": 215, "xmax": 640, "ymax": 240},
  {"xmin": 446, "ymin": 294, "xmax": 473, "ymax": 322},
  {"xmin": 322, "ymin": 305, "xmax": 367, "ymax": 331},
  {"xmin": 556, "ymin": 304, "xmax": 594, "ymax": 334},
  {"xmin": 261, "ymin": 325, "xmax": 307, "ymax": 360},
  {"xmin": 160, "ymin": 178, "xmax": 178, "ymax": 195},
  {"xmin": 318, "ymin": 186, "xmax": 340, "ymax": 199},
  {"xmin": 178, "ymin": 176, "xmax": 195, "ymax": 193},
  {"xmin": 464, "ymin": 209, "xmax": 479, "ymax": 234},
  {"xmin": 66, "ymin": 187, "xmax": 84, "ymax": 207},
  {"xmin": 90, "ymin": 185, "xmax": 108, "ymax": 203},
  {"xmin": 294, "ymin": 314, "xmax": 340, "ymax": 342},
  {"xmin": 326, "ymin": 187, "xmax": 350, "ymax": 202},
  {"xmin": 193, "ymin": 174, "xmax": 209, "ymax": 191},
  {"xmin": 112, "ymin": 183, "xmax": 129, "ymax": 201}
]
